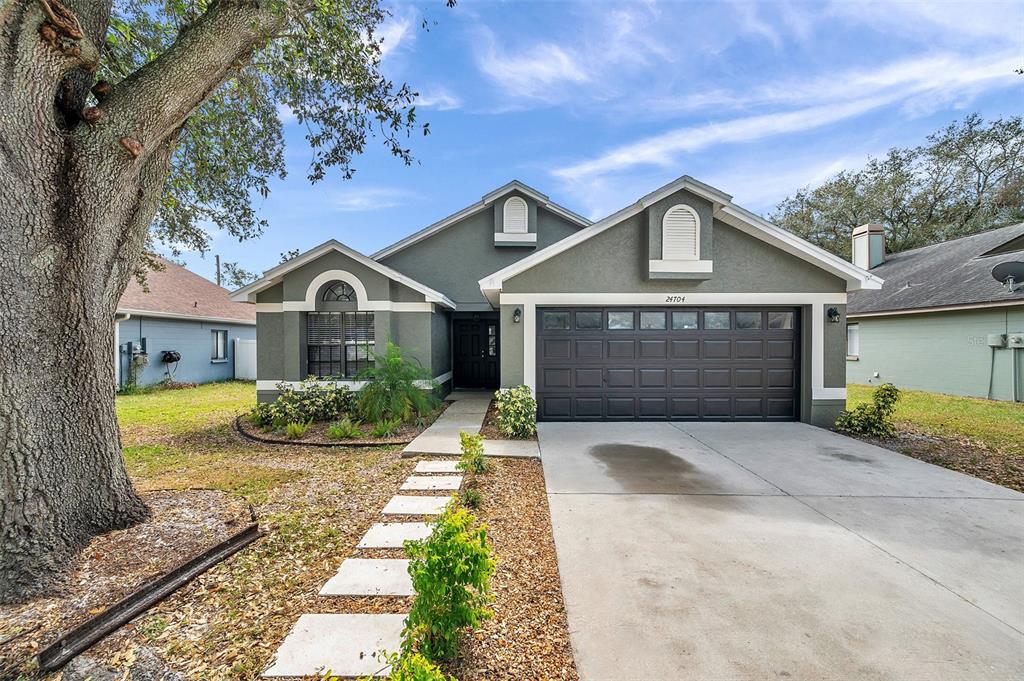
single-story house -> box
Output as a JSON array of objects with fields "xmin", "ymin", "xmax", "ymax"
[
  {"xmin": 847, "ymin": 223, "xmax": 1024, "ymax": 402},
  {"xmin": 117, "ymin": 257, "xmax": 256, "ymax": 388},
  {"xmin": 232, "ymin": 176, "xmax": 882, "ymax": 426}
]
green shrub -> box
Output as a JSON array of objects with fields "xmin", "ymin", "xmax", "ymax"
[
  {"xmin": 371, "ymin": 417, "xmax": 403, "ymax": 438},
  {"xmin": 459, "ymin": 487, "xmax": 482, "ymax": 510},
  {"xmin": 285, "ymin": 421, "xmax": 309, "ymax": 439},
  {"xmin": 835, "ymin": 382, "xmax": 901, "ymax": 438},
  {"xmin": 493, "ymin": 385, "xmax": 537, "ymax": 439},
  {"xmin": 327, "ymin": 417, "xmax": 363, "ymax": 440},
  {"xmin": 402, "ymin": 503, "xmax": 495, "ymax": 661},
  {"xmin": 356, "ymin": 651, "xmax": 454, "ymax": 681},
  {"xmin": 357, "ymin": 342, "xmax": 439, "ymax": 423},
  {"xmin": 457, "ymin": 431, "xmax": 489, "ymax": 474},
  {"xmin": 249, "ymin": 377, "xmax": 353, "ymax": 427}
]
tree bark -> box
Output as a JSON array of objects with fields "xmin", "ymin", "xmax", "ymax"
[{"xmin": 0, "ymin": 0, "xmax": 286, "ymax": 603}]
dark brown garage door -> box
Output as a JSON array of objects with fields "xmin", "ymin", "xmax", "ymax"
[{"xmin": 536, "ymin": 307, "xmax": 800, "ymax": 421}]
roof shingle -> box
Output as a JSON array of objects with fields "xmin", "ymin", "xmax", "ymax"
[{"xmin": 118, "ymin": 258, "xmax": 256, "ymax": 323}]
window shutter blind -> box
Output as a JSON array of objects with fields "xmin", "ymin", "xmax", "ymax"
[
  {"xmin": 503, "ymin": 197, "xmax": 528, "ymax": 234},
  {"xmin": 343, "ymin": 312, "xmax": 374, "ymax": 344},
  {"xmin": 662, "ymin": 205, "xmax": 699, "ymax": 260},
  {"xmin": 307, "ymin": 312, "xmax": 342, "ymax": 344}
]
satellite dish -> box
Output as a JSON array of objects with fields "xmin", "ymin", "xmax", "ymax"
[{"xmin": 992, "ymin": 261, "xmax": 1024, "ymax": 293}]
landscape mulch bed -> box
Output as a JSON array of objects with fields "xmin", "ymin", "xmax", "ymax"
[
  {"xmin": 235, "ymin": 402, "xmax": 449, "ymax": 447},
  {"xmin": 478, "ymin": 400, "xmax": 538, "ymax": 441},
  {"xmin": 858, "ymin": 425, "xmax": 1024, "ymax": 493}
]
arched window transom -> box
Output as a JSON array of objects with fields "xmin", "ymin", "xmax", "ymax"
[
  {"xmin": 503, "ymin": 196, "xmax": 528, "ymax": 234},
  {"xmin": 323, "ymin": 281, "xmax": 356, "ymax": 302},
  {"xmin": 662, "ymin": 204, "xmax": 700, "ymax": 260}
]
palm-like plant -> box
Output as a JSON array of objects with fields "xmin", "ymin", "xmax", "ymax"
[{"xmin": 357, "ymin": 341, "xmax": 439, "ymax": 423}]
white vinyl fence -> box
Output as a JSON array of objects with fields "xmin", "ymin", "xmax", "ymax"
[{"xmin": 234, "ymin": 338, "xmax": 257, "ymax": 380}]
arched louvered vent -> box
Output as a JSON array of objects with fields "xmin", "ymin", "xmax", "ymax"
[
  {"xmin": 503, "ymin": 197, "xmax": 528, "ymax": 234},
  {"xmin": 662, "ymin": 204, "xmax": 700, "ymax": 260}
]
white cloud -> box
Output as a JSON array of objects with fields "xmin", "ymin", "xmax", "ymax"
[
  {"xmin": 376, "ymin": 11, "xmax": 416, "ymax": 59},
  {"xmin": 729, "ymin": 1, "xmax": 782, "ymax": 48},
  {"xmin": 416, "ymin": 87, "xmax": 463, "ymax": 111},
  {"xmin": 474, "ymin": 27, "xmax": 590, "ymax": 102},
  {"xmin": 329, "ymin": 187, "xmax": 418, "ymax": 212}
]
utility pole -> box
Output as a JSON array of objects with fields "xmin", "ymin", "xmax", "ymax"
[{"xmin": 215, "ymin": 254, "xmax": 221, "ymax": 287}]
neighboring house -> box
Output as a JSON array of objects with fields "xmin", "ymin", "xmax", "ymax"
[
  {"xmin": 232, "ymin": 176, "xmax": 881, "ymax": 426},
  {"xmin": 117, "ymin": 258, "xmax": 256, "ymax": 388},
  {"xmin": 847, "ymin": 223, "xmax": 1024, "ymax": 402}
]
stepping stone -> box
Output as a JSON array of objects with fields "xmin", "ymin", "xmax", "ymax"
[
  {"xmin": 357, "ymin": 522, "xmax": 432, "ymax": 548},
  {"xmin": 400, "ymin": 475, "xmax": 463, "ymax": 491},
  {"xmin": 320, "ymin": 559, "xmax": 413, "ymax": 596},
  {"xmin": 414, "ymin": 460, "xmax": 461, "ymax": 473},
  {"xmin": 262, "ymin": 613, "xmax": 404, "ymax": 678},
  {"xmin": 382, "ymin": 495, "xmax": 450, "ymax": 516}
]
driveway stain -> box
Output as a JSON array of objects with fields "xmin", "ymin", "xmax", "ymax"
[
  {"xmin": 588, "ymin": 443, "xmax": 716, "ymax": 493},
  {"xmin": 818, "ymin": 446, "xmax": 874, "ymax": 464}
]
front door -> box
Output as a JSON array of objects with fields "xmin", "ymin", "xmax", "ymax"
[{"xmin": 453, "ymin": 315, "xmax": 499, "ymax": 389}]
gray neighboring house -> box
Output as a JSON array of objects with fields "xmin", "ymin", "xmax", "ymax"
[
  {"xmin": 117, "ymin": 258, "xmax": 256, "ymax": 388},
  {"xmin": 232, "ymin": 177, "xmax": 881, "ymax": 426},
  {"xmin": 847, "ymin": 223, "xmax": 1024, "ymax": 402}
]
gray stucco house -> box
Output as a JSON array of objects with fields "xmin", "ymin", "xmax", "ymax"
[
  {"xmin": 232, "ymin": 176, "xmax": 881, "ymax": 426},
  {"xmin": 117, "ymin": 258, "xmax": 256, "ymax": 388},
  {"xmin": 847, "ymin": 223, "xmax": 1024, "ymax": 402}
]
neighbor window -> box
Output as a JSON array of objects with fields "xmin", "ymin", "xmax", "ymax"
[
  {"xmin": 575, "ymin": 311, "xmax": 603, "ymax": 329},
  {"xmin": 768, "ymin": 311, "xmax": 794, "ymax": 329},
  {"xmin": 640, "ymin": 311, "xmax": 667, "ymax": 330},
  {"xmin": 671, "ymin": 311, "xmax": 698, "ymax": 330},
  {"xmin": 704, "ymin": 311, "xmax": 730, "ymax": 330},
  {"xmin": 607, "ymin": 311, "xmax": 634, "ymax": 330},
  {"xmin": 542, "ymin": 311, "xmax": 570, "ymax": 330},
  {"xmin": 736, "ymin": 311, "xmax": 762, "ymax": 330},
  {"xmin": 211, "ymin": 330, "xmax": 227, "ymax": 360},
  {"xmin": 503, "ymin": 196, "xmax": 528, "ymax": 233},
  {"xmin": 847, "ymin": 323, "xmax": 860, "ymax": 358},
  {"xmin": 307, "ymin": 311, "xmax": 375, "ymax": 378},
  {"xmin": 662, "ymin": 204, "xmax": 700, "ymax": 260}
]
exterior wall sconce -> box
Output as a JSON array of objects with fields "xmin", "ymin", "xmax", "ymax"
[
  {"xmin": 827, "ymin": 307, "xmax": 841, "ymax": 323},
  {"xmin": 513, "ymin": 308, "xmax": 522, "ymax": 324}
]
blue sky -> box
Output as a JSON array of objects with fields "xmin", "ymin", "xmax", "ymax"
[{"xmin": 178, "ymin": 0, "xmax": 1023, "ymax": 283}]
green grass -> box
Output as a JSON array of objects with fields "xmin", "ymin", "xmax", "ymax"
[
  {"xmin": 117, "ymin": 380, "xmax": 255, "ymax": 436},
  {"xmin": 848, "ymin": 384, "xmax": 1024, "ymax": 456}
]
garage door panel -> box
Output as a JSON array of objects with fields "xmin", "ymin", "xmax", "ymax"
[{"xmin": 536, "ymin": 307, "xmax": 799, "ymax": 422}]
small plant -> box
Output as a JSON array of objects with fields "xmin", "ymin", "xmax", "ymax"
[
  {"xmin": 285, "ymin": 421, "xmax": 309, "ymax": 439},
  {"xmin": 457, "ymin": 431, "xmax": 489, "ymax": 474},
  {"xmin": 835, "ymin": 382, "xmax": 901, "ymax": 438},
  {"xmin": 357, "ymin": 341, "xmax": 439, "ymax": 423},
  {"xmin": 494, "ymin": 385, "xmax": 537, "ymax": 439},
  {"xmin": 371, "ymin": 417, "xmax": 403, "ymax": 437},
  {"xmin": 459, "ymin": 487, "xmax": 482, "ymax": 510},
  {"xmin": 402, "ymin": 502, "xmax": 495, "ymax": 661},
  {"xmin": 327, "ymin": 417, "xmax": 363, "ymax": 440},
  {"xmin": 248, "ymin": 377, "xmax": 353, "ymax": 428},
  {"xmin": 356, "ymin": 651, "xmax": 454, "ymax": 681}
]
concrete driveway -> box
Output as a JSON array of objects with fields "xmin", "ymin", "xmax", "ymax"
[{"xmin": 538, "ymin": 422, "xmax": 1024, "ymax": 681}]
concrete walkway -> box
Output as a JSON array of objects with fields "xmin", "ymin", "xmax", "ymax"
[
  {"xmin": 402, "ymin": 391, "xmax": 540, "ymax": 458},
  {"xmin": 539, "ymin": 421, "xmax": 1024, "ymax": 681}
]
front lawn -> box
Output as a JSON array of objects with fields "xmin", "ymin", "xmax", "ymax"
[{"xmin": 847, "ymin": 384, "xmax": 1024, "ymax": 491}]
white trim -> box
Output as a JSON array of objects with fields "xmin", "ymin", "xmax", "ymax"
[
  {"xmin": 523, "ymin": 302, "xmax": 536, "ymax": 392},
  {"xmin": 813, "ymin": 387, "xmax": 847, "ymax": 400},
  {"xmin": 229, "ymin": 240, "xmax": 455, "ymax": 309},
  {"xmin": 662, "ymin": 204, "xmax": 700, "ymax": 260},
  {"xmin": 116, "ymin": 308, "xmax": 256, "ymax": 326},
  {"xmin": 649, "ymin": 259, "xmax": 714, "ymax": 274},
  {"xmin": 256, "ymin": 303, "xmax": 283, "ymax": 313},
  {"xmin": 371, "ymin": 180, "xmax": 590, "ymax": 260},
  {"xmin": 257, "ymin": 371, "xmax": 451, "ymax": 392},
  {"xmin": 478, "ymin": 174, "xmax": 882, "ymax": 305},
  {"xmin": 494, "ymin": 232, "xmax": 537, "ymax": 244},
  {"xmin": 847, "ymin": 299, "xmax": 1024, "ymax": 319}
]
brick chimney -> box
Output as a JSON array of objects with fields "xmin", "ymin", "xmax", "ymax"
[{"xmin": 852, "ymin": 223, "xmax": 885, "ymax": 269}]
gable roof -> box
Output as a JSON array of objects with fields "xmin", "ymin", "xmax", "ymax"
[
  {"xmin": 228, "ymin": 239, "xmax": 456, "ymax": 309},
  {"xmin": 848, "ymin": 223, "xmax": 1024, "ymax": 317},
  {"xmin": 478, "ymin": 175, "xmax": 883, "ymax": 303},
  {"xmin": 371, "ymin": 180, "xmax": 591, "ymax": 261},
  {"xmin": 119, "ymin": 257, "xmax": 256, "ymax": 324}
]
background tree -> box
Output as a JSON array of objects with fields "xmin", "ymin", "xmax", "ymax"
[
  {"xmin": 221, "ymin": 261, "xmax": 259, "ymax": 288},
  {"xmin": 771, "ymin": 115, "xmax": 1024, "ymax": 258},
  {"xmin": 0, "ymin": 0, "xmax": 437, "ymax": 603}
]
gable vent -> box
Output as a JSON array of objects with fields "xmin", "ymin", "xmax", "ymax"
[
  {"xmin": 503, "ymin": 197, "xmax": 528, "ymax": 234},
  {"xmin": 662, "ymin": 204, "xmax": 700, "ymax": 260}
]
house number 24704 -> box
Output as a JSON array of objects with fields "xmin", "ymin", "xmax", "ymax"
[{"xmin": 665, "ymin": 295, "xmax": 687, "ymax": 303}]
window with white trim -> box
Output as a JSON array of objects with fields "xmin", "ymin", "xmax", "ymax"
[
  {"xmin": 307, "ymin": 311, "xmax": 375, "ymax": 378},
  {"xmin": 503, "ymin": 196, "xmax": 528, "ymax": 234},
  {"xmin": 662, "ymin": 204, "xmax": 699, "ymax": 260},
  {"xmin": 847, "ymin": 323, "xmax": 860, "ymax": 358},
  {"xmin": 211, "ymin": 330, "xmax": 227, "ymax": 360}
]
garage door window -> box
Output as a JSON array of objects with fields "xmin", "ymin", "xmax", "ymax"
[
  {"xmin": 640, "ymin": 311, "xmax": 666, "ymax": 330},
  {"xmin": 671, "ymin": 311, "xmax": 698, "ymax": 330},
  {"xmin": 768, "ymin": 311, "xmax": 794, "ymax": 329},
  {"xmin": 575, "ymin": 311, "xmax": 602, "ymax": 329},
  {"xmin": 542, "ymin": 311, "xmax": 570, "ymax": 330},
  {"xmin": 736, "ymin": 311, "xmax": 762, "ymax": 329},
  {"xmin": 607, "ymin": 311, "xmax": 634, "ymax": 330},
  {"xmin": 704, "ymin": 311, "xmax": 731, "ymax": 329}
]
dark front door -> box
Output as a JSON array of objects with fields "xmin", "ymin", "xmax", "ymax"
[
  {"xmin": 453, "ymin": 315, "xmax": 500, "ymax": 389},
  {"xmin": 535, "ymin": 307, "xmax": 800, "ymax": 421}
]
